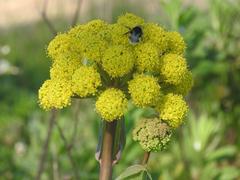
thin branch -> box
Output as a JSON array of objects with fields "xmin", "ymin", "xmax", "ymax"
[
  {"xmin": 36, "ymin": 109, "xmax": 57, "ymax": 180},
  {"xmin": 141, "ymin": 152, "xmax": 151, "ymax": 165},
  {"xmin": 40, "ymin": 0, "xmax": 57, "ymax": 35},
  {"xmin": 71, "ymin": 0, "xmax": 83, "ymax": 27},
  {"xmin": 70, "ymin": 100, "xmax": 81, "ymax": 146},
  {"xmin": 55, "ymin": 121, "xmax": 80, "ymax": 180}
]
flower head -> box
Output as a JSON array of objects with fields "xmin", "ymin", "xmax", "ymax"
[
  {"xmin": 143, "ymin": 23, "xmax": 168, "ymax": 54},
  {"xmin": 134, "ymin": 43, "xmax": 159, "ymax": 72},
  {"xmin": 39, "ymin": 12, "xmax": 192, "ymax": 134},
  {"xmin": 128, "ymin": 74, "xmax": 161, "ymax": 107},
  {"xmin": 38, "ymin": 79, "xmax": 72, "ymax": 110},
  {"xmin": 96, "ymin": 88, "xmax": 128, "ymax": 121},
  {"xmin": 167, "ymin": 70, "xmax": 194, "ymax": 96},
  {"xmin": 72, "ymin": 66, "xmax": 101, "ymax": 97},
  {"xmin": 133, "ymin": 118, "xmax": 172, "ymax": 152},
  {"xmin": 166, "ymin": 31, "xmax": 186, "ymax": 55},
  {"xmin": 160, "ymin": 53, "xmax": 188, "ymax": 85},
  {"xmin": 102, "ymin": 45, "xmax": 135, "ymax": 77},
  {"xmin": 109, "ymin": 24, "xmax": 130, "ymax": 46},
  {"xmin": 50, "ymin": 57, "xmax": 82, "ymax": 80},
  {"xmin": 47, "ymin": 33, "xmax": 82, "ymax": 61},
  {"xmin": 156, "ymin": 93, "xmax": 188, "ymax": 128},
  {"xmin": 117, "ymin": 13, "xmax": 144, "ymax": 28}
]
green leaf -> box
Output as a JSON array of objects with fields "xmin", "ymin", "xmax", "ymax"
[
  {"xmin": 219, "ymin": 167, "xmax": 240, "ymax": 180},
  {"xmin": 206, "ymin": 146, "xmax": 237, "ymax": 161},
  {"xmin": 115, "ymin": 165, "xmax": 147, "ymax": 180}
]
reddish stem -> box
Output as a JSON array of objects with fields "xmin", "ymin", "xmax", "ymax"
[
  {"xmin": 142, "ymin": 152, "xmax": 151, "ymax": 165},
  {"xmin": 99, "ymin": 121, "xmax": 117, "ymax": 180}
]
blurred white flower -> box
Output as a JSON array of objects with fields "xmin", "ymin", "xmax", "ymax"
[
  {"xmin": 193, "ymin": 140, "xmax": 202, "ymax": 152},
  {"xmin": 0, "ymin": 59, "xmax": 20, "ymax": 75},
  {"xmin": 14, "ymin": 141, "xmax": 26, "ymax": 156},
  {"xmin": 1, "ymin": 45, "xmax": 11, "ymax": 55}
]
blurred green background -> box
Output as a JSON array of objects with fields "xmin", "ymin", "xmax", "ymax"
[{"xmin": 0, "ymin": 0, "xmax": 240, "ymax": 179}]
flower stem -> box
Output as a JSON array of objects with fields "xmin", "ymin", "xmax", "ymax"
[
  {"xmin": 99, "ymin": 121, "xmax": 117, "ymax": 180},
  {"xmin": 142, "ymin": 152, "xmax": 151, "ymax": 165}
]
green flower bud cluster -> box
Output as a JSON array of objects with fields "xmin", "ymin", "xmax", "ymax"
[{"xmin": 133, "ymin": 118, "xmax": 172, "ymax": 152}]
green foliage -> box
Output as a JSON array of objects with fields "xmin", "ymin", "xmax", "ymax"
[{"xmin": 116, "ymin": 165, "xmax": 152, "ymax": 180}]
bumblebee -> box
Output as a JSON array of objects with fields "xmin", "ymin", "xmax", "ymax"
[{"xmin": 125, "ymin": 26, "xmax": 143, "ymax": 43}]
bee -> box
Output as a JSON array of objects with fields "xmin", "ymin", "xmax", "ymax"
[{"xmin": 124, "ymin": 26, "xmax": 143, "ymax": 44}]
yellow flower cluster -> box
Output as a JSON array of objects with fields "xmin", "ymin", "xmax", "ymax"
[
  {"xmin": 134, "ymin": 43, "xmax": 159, "ymax": 72},
  {"xmin": 47, "ymin": 33, "xmax": 82, "ymax": 61},
  {"xmin": 156, "ymin": 93, "xmax": 188, "ymax": 128},
  {"xmin": 128, "ymin": 74, "xmax": 160, "ymax": 107},
  {"xmin": 39, "ymin": 12, "xmax": 192, "ymax": 129},
  {"xmin": 72, "ymin": 66, "xmax": 101, "ymax": 97},
  {"xmin": 50, "ymin": 58, "xmax": 82, "ymax": 80},
  {"xmin": 133, "ymin": 118, "xmax": 172, "ymax": 152},
  {"xmin": 117, "ymin": 12, "xmax": 144, "ymax": 28},
  {"xmin": 96, "ymin": 88, "xmax": 128, "ymax": 121},
  {"xmin": 160, "ymin": 54, "xmax": 188, "ymax": 85},
  {"xmin": 38, "ymin": 79, "xmax": 72, "ymax": 110},
  {"xmin": 143, "ymin": 23, "xmax": 168, "ymax": 54},
  {"xmin": 166, "ymin": 31, "xmax": 186, "ymax": 55},
  {"xmin": 102, "ymin": 45, "xmax": 134, "ymax": 77}
]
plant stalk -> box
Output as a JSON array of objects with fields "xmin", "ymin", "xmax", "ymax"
[
  {"xmin": 142, "ymin": 152, "xmax": 151, "ymax": 165},
  {"xmin": 99, "ymin": 121, "xmax": 117, "ymax": 180}
]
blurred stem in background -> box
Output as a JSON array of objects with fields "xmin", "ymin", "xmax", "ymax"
[{"xmin": 35, "ymin": 109, "xmax": 57, "ymax": 180}]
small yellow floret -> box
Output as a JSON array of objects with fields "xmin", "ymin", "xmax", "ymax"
[
  {"xmin": 117, "ymin": 13, "xmax": 144, "ymax": 28},
  {"xmin": 102, "ymin": 45, "xmax": 134, "ymax": 77},
  {"xmin": 143, "ymin": 23, "xmax": 168, "ymax": 54},
  {"xmin": 156, "ymin": 93, "xmax": 188, "ymax": 128},
  {"xmin": 128, "ymin": 74, "xmax": 161, "ymax": 107},
  {"xmin": 38, "ymin": 79, "xmax": 72, "ymax": 110},
  {"xmin": 72, "ymin": 66, "xmax": 101, "ymax": 97},
  {"xmin": 47, "ymin": 33, "xmax": 82, "ymax": 61},
  {"xmin": 166, "ymin": 31, "xmax": 186, "ymax": 55},
  {"xmin": 134, "ymin": 43, "xmax": 159, "ymax": 72},
  {"xmin": 96, "ymin": 88, "xmax": 128, "ymax": 121},
  {"xmin": 160, "ymin": 54, "xmax": 188, "ymax": 85}
]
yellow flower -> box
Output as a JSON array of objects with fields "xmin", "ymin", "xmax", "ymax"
[
  {"xmin": 166, "ymin": 31, "xmax": 186, "ymax": 55},
  {"xmin": 128, "ymin": 74, "xmax": 161, "ymax": 107},
  {"xmin": 156, "ymin": 93, "xmax": 188, "ymax": 128},
  {"xmin": 169, "ymin": 71, "xmax": 193, "ymax": 96},
  {"xmin": 96, "ymin": 88, "xmax": 128, "ymax": 121},
  {"xmin": 47, "ymin": 33, "xmax": 82, "ymax": 61},
  {"xmin": 69, "ymin": 20, "xmax": 110, "ymax": 62},
  {"xmin": 117, "ymin": 13, "xmax": 144, "ymax": 28},
  {"xmin": 69, "ymin": 19, "xmax": 110, "ymax": 40},
  {"xmin": 160, "ymin": 53, "xmax": 188, "ymax": 85},
  {"xmin": 110, "ymin": 24, "xmax": 130, "ymax": 45},
  {"xmin": 143, "ymin": 23, "xmax": 168, "ymax": 54},
  {"xmin": 38, "ymin": 79, "xmax": 72, "ymax": 110},
  {"xmin": 50, "ymin": 57, "xmax": 82, "ymax": 80},
  {"xmin": 72, "ymin": 66, "xmax": 101, "ymax": 97},
  {"xmin": 102, "ymin": 45, "xmax": 135, "ymax": 77},
  {"xmin": 134, "ymin": 43, "xmax": 159, "ymax": 72},
  {"xmin": 133, "ymin": 118, "xmax": 172, "ymax": 152}
]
